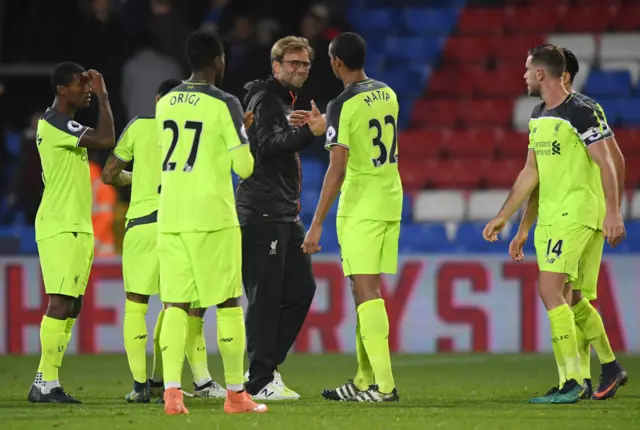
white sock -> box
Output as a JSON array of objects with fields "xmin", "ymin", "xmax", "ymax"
[
  {"xmin": 41, "ymin": 380, "xmax": 60, "ymax": 395},
  {"xmin": 227, "ymin": 383, "xmax": 243, "ymax": 392},
  {"xmin": 195, "ymin": 377, "xmax": 212, "ymax": 388},
  {"xmin": 164, "ymin": 381, "xmax": 180, "ymax": 390}
]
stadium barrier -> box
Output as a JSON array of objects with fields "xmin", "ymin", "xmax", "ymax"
[{"xmin": 0, "ymin": 255, "xmax": 637, "ymax": 354}]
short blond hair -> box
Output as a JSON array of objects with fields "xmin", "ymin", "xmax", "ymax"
[{"xmin": 270, "ymin": 36, "xmax": 315, "ymax": 62}]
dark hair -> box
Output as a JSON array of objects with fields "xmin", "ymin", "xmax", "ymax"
[
  {"xmin": 185, "ymin": 30, "xmax": 225, "ymax": 71},
  {"xmin": 528, "ymin": 44, "xmax": 566, "ymax": 78},
  {"xmin": 329, "ymin": 32, "xmax": 367, "ymax": 71},
  {"xmin": 561, "ymin": 47, "xmax": 579, "ymax": 83},
  {"xmin": 50, "ymin": 62, "xmax": 86, "ymax": 94},
  {"xmin": 156, "ymin": 78, "xmax": 182, "ymax": 98}
]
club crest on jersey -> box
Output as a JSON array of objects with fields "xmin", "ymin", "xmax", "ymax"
[
  {"xmin": 327, "ymin": 126, "xmax": 336, "ymax": 140},
  {"xmin": 67, "ymin": 120, "xmax": 83, "ymax": 132}
]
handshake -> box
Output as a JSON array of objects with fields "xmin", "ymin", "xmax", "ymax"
[{"xmin": 288, "ymin": 100, "xmax": 327, "ymax": 137}]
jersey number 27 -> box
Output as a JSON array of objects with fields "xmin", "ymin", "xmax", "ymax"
[
  {"xmin": 162, "ymin": 120, "xmax": 203, "ymax": 172},
  {"xmin": 369, "ymin": 115, "xmax": 398, "ymax": 167}
]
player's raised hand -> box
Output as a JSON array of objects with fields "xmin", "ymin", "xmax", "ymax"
[
  {"xmin": 302, "ymin": 224, "xmax": 322, "ymax": 254},
  {"xmin": 509, "ymin": 231, "xmax": 528, "ymax": 261},
  {"xmin": 243, "ymin": 111, "xmax": 254, "ymax": 130},
  {"xmin": 306, "ymin": 100, "xmax": 326, "ymax": 136},
  {"xmin": 87, "ymin": 69, "xmax": 107, "ymax": 96},
  {"xmin": 482, "ymin": 215, "xmax": 506, "ymax": 242},
  {"xmin": 603, "ymin": 211, "xmax": 626, "ymax": 247}
]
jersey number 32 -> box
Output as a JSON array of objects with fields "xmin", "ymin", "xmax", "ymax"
[
  {"xmin": 162, "ymin": 119, "xmax": 203, "ymax": 172},
  {"xmin": 369, "ymin": 115, "xmax": 398, "ymax": 167}
]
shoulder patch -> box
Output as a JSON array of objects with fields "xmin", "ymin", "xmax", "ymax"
[
  {"xmin": 67, "ymin": 120, "xmax": 83, "ymax": 133},
  {"xmin": 326, "ymin": 126, "xmax": 336, "ymax": 140}
]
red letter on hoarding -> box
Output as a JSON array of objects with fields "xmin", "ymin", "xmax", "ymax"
[
  {"xmin": 503, "ymin": 262, "xmax": 539, "ymax": 352},
  {"xmin": 6, "ymin": 264, "xmax": 47, "ymax": 354},
  {"xmin": 436, "ymin": 262, "xmax": 489, "ymax": 352},
  {"xmin": 381, "ymin": 261, "xmax": 423, "ymax": 352},
  {"xmin": 592, "ymin": 264, "xmax": 626, "ymax": 352},
  {"xmin": 78, "ymin": 263, "xmax": 120, "ymax": 354},
  {"xmin": 295, "ymin": 262, "xmax": 345, "ymax": 352}
]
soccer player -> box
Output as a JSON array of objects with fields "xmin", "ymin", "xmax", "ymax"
[
  {"xmin": 101, "ymin": 78, "xmax": 228, "ymax": 403},
  {"xmin": 483, "ymin": 44, "xmax": 625, "ymax": 404},
  {"xmin": 298, "ymin": 32, "xmax": 401, "ymax": 402},
  {"xmin": 155, "ymin": 29, "xmax": 266, "ymax": 415},
  {"xmin": 509, "ymin": 47, "xmax": 628, "ymax": 400},
  {"xmin": 28, "ymin": 63, "xmax": 115, "ymax": 403}
]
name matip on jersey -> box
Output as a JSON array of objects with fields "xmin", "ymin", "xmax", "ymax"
[
  {"xmin": 324, "ymin": 79, "xmax": 403, "ymax": 222},
  {"xmin": 156, "ymin": 82, "xmax": 249, "ymax": 233}
]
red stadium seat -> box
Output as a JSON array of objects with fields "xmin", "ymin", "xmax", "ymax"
[
  {"xmin": 625, "ymin": 156, "xmax": 640, "ymax": 188},
  {"xmin": 480, "ymin": 159, "xmax": 522, "ymax": 188},
  {"xmin": 411, "ymin": 100, "xmax": 459, "ymax": 128},
  {"xmin": 557, "ymin": 6, "xmax": 616, "ymax": 33},
  {"xmin": 427, "ymin": 67, "xmax": 475, "ymax": 97},
  {"xmin": 489, "ymin": 35, "xmax": 546, "ymax": 61},
  {"xmin": 614, "ymin": 129, "xmax": 640, "ymax": 155},
  {"xmin": 426, "ymin": 160, "xmax": 482, "ymax": 189},
  {"xmin": 400, "ymin": 129, "xmax": 447, "ymax": 157},
  {"xmin": 503, "ymin": 0, "xmax": 571, "ymax": 6},
  {"xmin": 442, "ymin": 36, "xmax": 492, "ymax": 64},
  {"xmin": 459, "ymin": 99, "xmax": 514, "ymax": 128},
  {"xmin": 505, "ymin": 7, "xmax": 563, "ymax": 34},
  {"xmin": 456, "ymin": 9, "xmax": 506, "ymax": 36},
  {"xmin": 613, "ymin": 6, "xmax": 640, "ymax": 31},
  {"xmin": 496, "ymin": 130, "xmax": 530, "ymax": 159},
  {"xmin": 399, "ymin": 158, "xmax": 432, "ymax": 190},
  {"xmin": 446, "ymin": 129, "xmax": 494, "ymax": 158},
  {"xmin": 474, "ymin": 65, "xmax": 527, "ymax": 98}
]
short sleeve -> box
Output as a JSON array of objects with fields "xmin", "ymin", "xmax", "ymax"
[
  {"xmin": 112, "ymin": 116, "xmax": 138, "ymax": 162},
  {"xmin": 568, "ymin": 103, "xmax": 607, "ymax": 146},
  {"xmin": 42, "ymin": 111, "xmax": 89, "ymax": 149},
  {"xmin": 592, "ymin": 102, "xmax": 615, "ymax": 139},
  {"xmin": 324, "ymin": 99, "xmax": 350, "ymax": 151},
  {"xmin": 222, "ymin": 96, "xmax": 250, "ymax": 151}
]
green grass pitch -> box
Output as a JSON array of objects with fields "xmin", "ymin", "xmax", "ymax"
[{"xmin": 1, "ymin": 354, "xmax": 639, "ymax": 429}]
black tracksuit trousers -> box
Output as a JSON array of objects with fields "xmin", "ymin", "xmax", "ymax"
[{"xmin": 241, "ymin": 221, "xmax": 316, "ymax": 395}]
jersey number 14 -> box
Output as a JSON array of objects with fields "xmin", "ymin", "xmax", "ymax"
[
  {"xmin": 369, "ymin": 115, "xmax": 398, "ymax": 167},
  {"xmin": 162, "ymin": 120, "xmax": 203, "ymax": 172}
]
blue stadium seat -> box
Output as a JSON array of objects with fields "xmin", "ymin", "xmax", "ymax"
[
  {"xmin": 399, "ymin": 223, "xmax": 450, "ymax": 253},
  {"xmin": 379, "ymin": 66, "xmax": 430, "ymax": 96},
  {"xmin": 402, "ymin": 8, "xmax": 459, "ymax": 35},
  {"xmin": 302, "ymin": 158, "xmax": 325, "ymax": 191},
  {"xmin": 347, "ymin": 9, "xmax": 396, "ymax": 32},
  {"xmin": 397, "ymin": 97, "xmax": 414, "ymax": 130},
  {"xmin": 402, "ymin": 194, "xmax": 413, "ymax": 223},
  {"xmin": 455, "ymin": 222, "xmax": 510, "ymax": 253},
  {"xmin": 595, "ymin": 98, "xmax": 618, "ymax": 125},
  {"xmin": 583, "ymin": 70, "xmax": 633, "ymax": 97},
  {"xmin": 5, "ymin": 133, "xmax": 21, "ymax": 157},
  {"xmin": 384, "ymin": 36, "xmax": 443, "ymax": 63},
  {"xmin": 319, "ymin": 216, "xmax": 339, "ymax": 253},
  {"xmin": 19, "ymin": 227, "xmax": 37, "ymax": 254},
  {"xmin": 617, "ymin": 98, "xmax": 640, "ymax": 126}
]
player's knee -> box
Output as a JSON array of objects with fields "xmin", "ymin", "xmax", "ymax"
[
  {"xmin": 46, "ymin": 294, "xmax": 74, "ymax": 319},
  {"xmin": 537, "ymin": 272, "xmax": 568, "ymax": 310},
  {"xmin": 350, "ymin": 275, "xmax": 382, "ymax": 307},
  {"xmin": 571, "ymin": 290, "xmax": 583, "ymax": 306},
  {"xmin": 188, "ymin": 307, "xmax": 206, "ymax": 317},
  {"xmin": 165, "ymin": 302, "xmax": 190, "ymax": 312},
  {"xmin": 69, "ymin": 296, "xmax": 83, "ymax": 318},
  {"xmin": 126, "ymin": 292, "xmax": 150, "ymax": 304}
]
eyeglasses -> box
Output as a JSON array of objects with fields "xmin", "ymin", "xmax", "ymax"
[{"xmin": 282, "ymin": 60, "xmax": 312, "ymax": 70}]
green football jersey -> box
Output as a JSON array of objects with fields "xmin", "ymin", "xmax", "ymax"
[
  {"xmin": 528, "ymin": 94, "xmax": 608, "ymax": 230},
  {"xmin": 156, "ymin": 81, "xmax": 249, "ymax": 233},
  {"xmin": 324, "ymin": 79, "xmax": 403, "ymax": 222},
  {"xmin": 113, "ymin": 116, "xmax": 160, "ymax": 220},
  {"xmin": 573, "ymin": 92, "xmax": 615, "ymax": 229},
  {"xmin": 35, "ymin": 108, "xmax": 93, "ymax": 241}
]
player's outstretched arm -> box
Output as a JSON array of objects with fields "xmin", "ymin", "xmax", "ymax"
[
  {"xmin": 483, "ymin": 150, "xmax": 538, "ymax": 242},
  {"xmin": 302, "ymin": 146, "xmax": 347, "ymax": 254},
  {"xmin": 253, "ymin": 95, "xmax": 320, "ymax": 157},
  {"xmin": 79, "ymin": 70, "xmax": 115, "ymax": 149},
  {"xmin": 101, "ymin": 153, "xmax": 132, "ymax": 187},
  {"xmin": 605, "ymin": 137, "xmax": 625, "ymax": 208}
]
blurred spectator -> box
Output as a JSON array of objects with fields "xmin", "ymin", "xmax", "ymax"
[
  {"xmin": 1, "ymin": 110, "xmax": 44, "ymax": 226},
  {"xmin": 149, "ymin": 0, "xmax": 192, "ymax": 70},
  {"xmin": 121, "ymin": 33, "xmax": 182, "ymax": 120},
  {"xmin": 221, "ymin": 15, "xmax": 271, "ymax": 97},
  {"xmin": 89, "ymin": 150, "xmax": 116, "ymax": 257}
]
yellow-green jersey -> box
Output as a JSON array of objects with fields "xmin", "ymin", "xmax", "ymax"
[
  {"xmin": 573, "ymin": 91, "xmax": 615, "ymax": 229},
  {"xmin": 324, "ymin": 79, "xmax": 403, "ymax": 221},
  {"xmin": 35, "ymin": 108, "xmax": 93, "ymax": 241},
  {"xmin": 156, "ymin": 82, "xmax": 249, "ymax": 233},
  {"xmin": 528, "ymin": 94, "xmax": 608, "ymax": 230},
  {"xmin": 113, "ymin": 116, "xmax": 159, "ymax": 220}
]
